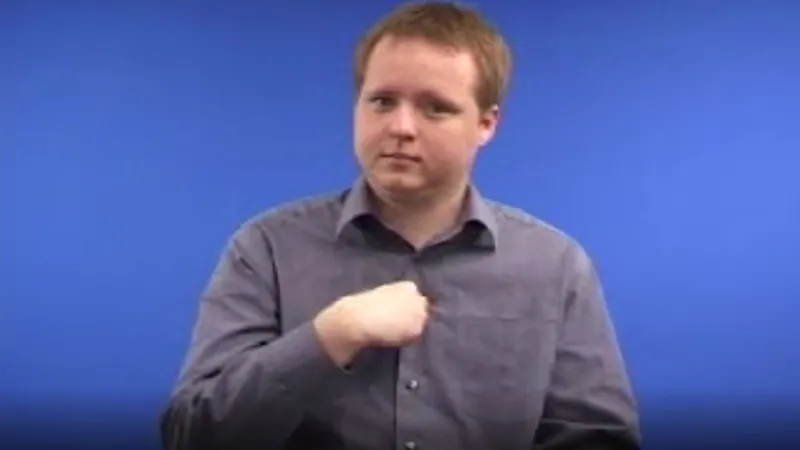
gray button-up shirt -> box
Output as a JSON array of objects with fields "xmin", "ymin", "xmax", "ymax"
[{"xmin": 160, "ymin": 178, "xmax": 641, "ymax": 450}]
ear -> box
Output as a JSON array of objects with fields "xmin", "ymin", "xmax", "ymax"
[{"xmin": 477, "ymin": 104, "xmax": 500, "ymax": 147}]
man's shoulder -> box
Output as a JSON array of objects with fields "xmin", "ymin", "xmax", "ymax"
[
  {"xmin": 253, "ymin": 190, "xmax": 345, "ymax": 225},
  {"xmin": 486, "ymin": 199, "xmax": 573, "ymax": 243},
  {"xmin": 485, "ymin": 199, "xmax": 599, "ymax": 282},
  {"xmin": 231, "ymin": 188, "xmax": 347, "ymax": 240},
  {"xmin": 484, "ymin": 198, "xmax": 589, "ymax": 261}
]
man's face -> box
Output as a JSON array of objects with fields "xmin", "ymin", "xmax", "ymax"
[{"xmin": 354, "ymin": 37, "xmax": 498, "ymax": 201}]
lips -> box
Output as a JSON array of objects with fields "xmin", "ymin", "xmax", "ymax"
[{"xmin": 380, "ymin": 152, "xmax": 422, "ymax": 162}]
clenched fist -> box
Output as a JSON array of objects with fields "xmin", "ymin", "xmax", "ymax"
[{"xmin": 313, "ymin": 281, "xmax": 430, "ymax": 367}]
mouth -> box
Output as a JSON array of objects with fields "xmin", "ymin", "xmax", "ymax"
[{"xmin": 379, "ymin": 152, "xmax": 422, "ymax": 163}]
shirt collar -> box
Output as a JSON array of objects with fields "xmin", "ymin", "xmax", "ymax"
[{"xmin": 335, "ymin": 177, "xmax": 498, "ymax": 249}]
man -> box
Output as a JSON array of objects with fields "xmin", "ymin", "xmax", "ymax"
[{"xmin": 160, "ymin": 2, "xmax": 641, "ymax": 449}]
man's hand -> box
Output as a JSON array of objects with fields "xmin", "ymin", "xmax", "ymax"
[{"xmin": 313, "ymin": 281, "xmax": 430, "ymax": 367}]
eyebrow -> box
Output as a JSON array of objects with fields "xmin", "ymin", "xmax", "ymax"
[{"xmin": 365, "ymin": 87, "xmax": 459, "ymax": 106}]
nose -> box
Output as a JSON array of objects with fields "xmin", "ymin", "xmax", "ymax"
[{"xmin": 387, "ymin": 104, "xmax": 417, "ymax": 140}]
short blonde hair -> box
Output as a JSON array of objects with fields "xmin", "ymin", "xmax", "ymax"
[{"xmin": 354, "ymin": 1, "xmax": 513, "ymax": 112}]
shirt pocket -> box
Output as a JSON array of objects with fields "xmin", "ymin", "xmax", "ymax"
[{"xmin": 446, "ymin": 312, "xmax": 555, "ymax": 422}]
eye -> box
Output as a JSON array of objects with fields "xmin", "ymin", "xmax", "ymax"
[
  {"xmin": 367, "ymin": 95, "xmax": 395, "ymax": 111},
  {"xmin": 423, "ymin": 101, "xmax": 455, "ymax": 118}
]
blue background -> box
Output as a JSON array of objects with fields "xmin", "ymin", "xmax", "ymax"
[{"xmin": 3, "ymin": 0, "xmax": 799, "ymax": 447}]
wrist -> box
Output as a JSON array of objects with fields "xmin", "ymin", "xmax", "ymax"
[{"xmin": 313, "ymin": 302, "xmax": 367, "ymax": 367}]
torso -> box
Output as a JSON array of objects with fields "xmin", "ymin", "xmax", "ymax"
[{"xmin": 254, "ymin": 188, "xmax": 577, "ymax": 449}]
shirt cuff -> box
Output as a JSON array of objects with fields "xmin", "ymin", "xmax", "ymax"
[{"xmin": 271, "ymin": 320, "xmax": 355, "ymax": 398}]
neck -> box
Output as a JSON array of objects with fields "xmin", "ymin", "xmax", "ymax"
[{"xmin": 370, "ymin": 182, "xmax": 468, "ymax": 249}]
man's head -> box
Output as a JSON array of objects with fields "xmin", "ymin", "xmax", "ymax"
[{"xmin": 352, "ymin": 2, "xmax": 512, "ymax": 204}]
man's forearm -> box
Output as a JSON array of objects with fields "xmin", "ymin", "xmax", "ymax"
[{"xmin": 160, "ymin": 321, "xmax": 349, "ymax": 450}]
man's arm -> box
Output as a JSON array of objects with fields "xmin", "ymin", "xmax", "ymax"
[
  {"xmin": 533, "ymin": 243, "xmax": 642, "ymax": 450},
  {"xmin": 159, "ymin": 221, "xmax": 349, "ymax": 450}
]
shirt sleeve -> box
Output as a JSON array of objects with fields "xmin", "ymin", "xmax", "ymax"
[
  {"xmin": 159, "ymin": 220, "xmax": 350, "ymax": 450},
  {"xmin": 532, "ymin": 242, "xmax": 643, "ymax": 450}
]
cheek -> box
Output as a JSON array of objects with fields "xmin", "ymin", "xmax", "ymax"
[
  {"xmin": 355, "ymin": 115, "xmax": 380, "ymax": 146},
  {"xmin": 356, "ymin": 128, "xmax": 379, "ymax": 149},
  {"xmin": 354, "ymin": 128, "xmax": 383, "ymax": 162},
  {"xmin": 423, "ymin": 125, "xmax": 476, "ymax": 158}
]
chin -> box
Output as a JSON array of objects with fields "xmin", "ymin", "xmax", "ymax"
[{"xmin": 369, "ymin": 172, "xmax": 426, "ymax": 193}]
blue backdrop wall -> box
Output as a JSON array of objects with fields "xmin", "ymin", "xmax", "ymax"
[{"xmin": 3, "ymin": 0, "xmax": 799, "ymax": 447}]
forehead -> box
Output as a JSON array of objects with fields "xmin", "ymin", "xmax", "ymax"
[{"xmin": 362, "ymin": 37, "xmax": 478, "ymax": 99}]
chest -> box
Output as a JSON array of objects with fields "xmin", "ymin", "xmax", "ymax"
[
  {"xmin": 276, "ymin": 243, "xmax": 561, "ymax": 386},
  {"xmin": 271, "ymin": 243, "xmax": 565, "ymax": 447},
  {"xmin": 274, "ymin": 241, "xmax": 562, "ymax": 322}
]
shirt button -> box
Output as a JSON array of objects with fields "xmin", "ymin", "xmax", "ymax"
[
  {"xmin": 406, "ymin": 379, "xmax": 419, "ymax": 390},
  {"xmin": 404, "ymin": 441, "xmax": 417, "ymax": 450}
]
